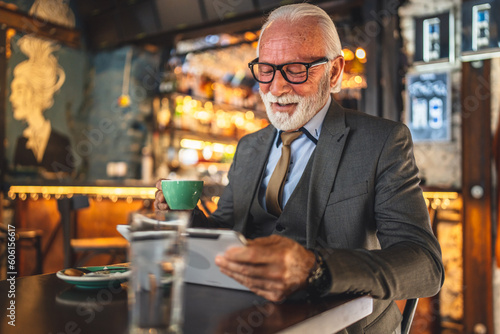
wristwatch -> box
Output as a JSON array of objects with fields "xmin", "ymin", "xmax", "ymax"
[{"xmin": 306, "ymin": 250, "xmax": 332, "ymax": 298}]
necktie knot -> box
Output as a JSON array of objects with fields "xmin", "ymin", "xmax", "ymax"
[{"xmin": 281, "ymin": 130, "xmax": 303, "ymax": 146}]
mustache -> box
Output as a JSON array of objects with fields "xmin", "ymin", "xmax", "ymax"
[{"xmin": 260, "ymin": 91, "xmax": 302, "ymax": 104}]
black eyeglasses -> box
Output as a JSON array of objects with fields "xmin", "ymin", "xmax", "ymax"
[{"xmin": 248, "ymin": 57, "xmax": 329, "ymax": 84}]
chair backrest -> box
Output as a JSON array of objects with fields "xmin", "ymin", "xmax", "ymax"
[{"xmin": 401, "ymin": 298, "xmax": 419, "ymax": 334}]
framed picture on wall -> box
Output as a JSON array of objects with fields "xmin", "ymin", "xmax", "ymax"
[
  {"xmin": 406, "ymin": 71, "xmax": 451, "ymax": 142},
  {"xmin": 4, "ymin": 0, "xmax": 87, "ymax": 180},
  {"xmin": 462, "ymin": 0, "xmax": 500, "ymax": 61},
  {"xmin": 414, "ymin": 12, "xmax": 455, "ymax": 64}
]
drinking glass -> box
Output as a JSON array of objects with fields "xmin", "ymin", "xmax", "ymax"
[{"xmin": 128, "ymin": 211, "xmax": 190, "ymax": 334}]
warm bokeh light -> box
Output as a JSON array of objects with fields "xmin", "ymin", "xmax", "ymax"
[
  {"xmin": 342, "ymin": 48, "xmax": 355, "ymax": 61},
  {"xmin": 355, "ymin": 47, "xmax": 366, "ymax": 60},
  {"xmin": 224, "ymin": 145, "xmax": 236, "ymax": 154},
  {"xmin": 423, "ymin": 191, "xmax": 459, "ymax": 200},
  {"xmin": 180, "ymin": 139, "xmax": 204, "ymax": 150},
  {"xmin": 117, "ymin": 94, "xmax": 131, "ymax": 107},
  {"xmin": 6, "ymin": 29, "xmax": 16, "ymax": 59},
  {"xmin": 244, "ymin": 31, "xmax": 257, "ymax": 41},
  {"xmin": 204, "ymin": 101, "xmax": 213, "ymax": 110},
  {"xmin": 212, "ymin": 143, "xmax": 225, "ymax": 153}
]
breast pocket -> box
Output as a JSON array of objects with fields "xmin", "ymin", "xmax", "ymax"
[{"xmin": 327, "ymin": 180, "xmax": 368, "ymax": 205}]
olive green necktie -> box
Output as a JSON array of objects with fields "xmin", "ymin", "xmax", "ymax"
[{"xmin": 266, "ymin": 130, "xmax": 303, "ymax": 216}]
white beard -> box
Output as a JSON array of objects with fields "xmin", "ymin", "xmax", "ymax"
[{"xmin": 259, "ymin": 72, "xmax": 331, "ymax": 131}]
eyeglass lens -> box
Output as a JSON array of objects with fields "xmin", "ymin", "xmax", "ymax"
[{"xmin": 253, "ymin": 63, "xmax": 308, "ymax": 83}]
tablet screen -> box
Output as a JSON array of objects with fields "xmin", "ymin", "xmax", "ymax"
[{"xmin": 185, "ymin": 228, "xmax": 249, "ymax": 291}]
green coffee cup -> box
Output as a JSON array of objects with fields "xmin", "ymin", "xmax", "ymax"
[{"xmin": 161, "ymin": 180, "xmax": 204, "ymax": 210}]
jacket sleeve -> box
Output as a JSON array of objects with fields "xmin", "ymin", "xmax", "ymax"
[
  {"xmin": 191, "ymin": 141, "xmax": 242, "ymax": 229},
  {"xmin": 323, "ymin": 123, "xmax": 444, "ymax": 300}
]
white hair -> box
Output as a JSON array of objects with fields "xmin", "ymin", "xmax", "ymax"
[
  {"xmin": 257, "ymin": 3, "xmax": 342, "ymax": 60},
  {"xmin": 257, "ymin": 3, "xmax": 343, "ymax": 92}
]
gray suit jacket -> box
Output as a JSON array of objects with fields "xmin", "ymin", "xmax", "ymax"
[{"xmin": 199, "ymin": 100, "xmax": 444, "ymax": 333}]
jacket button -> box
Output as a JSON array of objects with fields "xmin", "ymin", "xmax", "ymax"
[{"xmin": 276, "ymin": 224, "xmax": 285, "ymax": 232}]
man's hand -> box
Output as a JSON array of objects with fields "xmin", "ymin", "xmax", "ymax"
[
  {"xmin": 215, "ymin": 235, "xmax": 316, "ymax": 302},
  {"xmin": 154, "ymin": 179, "xmax": 169, "ymax": 211}
]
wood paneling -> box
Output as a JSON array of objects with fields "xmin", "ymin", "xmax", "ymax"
[
  {"xmin": 0, "ymin": 27, "xmax": 6, "ymax": 188},
  {"xmin": 0, "ymin": 6, "xmax": 80, "ymax": 48},
  {"xmin": 461, "ymin": 59, "xmax": 493, "ymax": 333},
  {"xmin": 494, "ymin": 93, "xmax": 500, "ymax": 267},
  {"xmin": 15, "ymin": 198, "xmax": 148, "ymax": 275}
]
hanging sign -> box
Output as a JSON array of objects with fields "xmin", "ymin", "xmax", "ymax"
[{"xmin": 406, "ymin": 71, "xmax": 451, "ymax": 142}]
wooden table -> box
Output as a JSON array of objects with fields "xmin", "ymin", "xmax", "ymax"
[{"xmin": 0, "ymin": 273, "xmax": 372, "ymax": 334}]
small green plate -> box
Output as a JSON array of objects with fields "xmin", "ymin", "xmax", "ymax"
[{"xmin": 56, "ymin": 266, "xmax": 130, "ymax": 289}]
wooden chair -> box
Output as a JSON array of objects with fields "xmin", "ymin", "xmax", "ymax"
[
  {"xmin": 0, "ymin": 223, "xmax": 43, "ymax": 276},
  {"xmin": 57, "ymin": 195, "xmax": 128, "ymax": 268}
]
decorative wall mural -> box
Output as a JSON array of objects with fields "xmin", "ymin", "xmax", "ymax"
[{"xmin": 9, "ymin": 0, "xmax": 75, "ymax": 175}]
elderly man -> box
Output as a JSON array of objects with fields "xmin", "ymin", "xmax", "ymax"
[{"xmin": 155, "ymin": 3, "xmax": 443, "ymax": 333}]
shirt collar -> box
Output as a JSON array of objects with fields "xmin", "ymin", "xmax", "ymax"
[{"xmin": 276, "ymin": 95, "xmax": 331, "ymax": 147}]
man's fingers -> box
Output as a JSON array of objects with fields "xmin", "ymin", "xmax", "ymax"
[
  {"xmin": 154, "ymin": 189, "xmax": 169, "ymax": 211},
  {"xmin": 224, "ymin": 270, "xmax": 287, "ymax": 302},
  {"xmin": 223, "ymin": 246, "xmax": 257, "ymax": 262},
  {"xmin": 217, "ymin": 241, "xmax": 311, "ymax": 303},
  {"xmin": 155, "ymin": 189, "xmax": 166, "ymax": 201},
  {"xmin": 251, "ymin": 234, "xmax": 285, "ymax": 246},
  {"xmin": 155, "ymin": 178, "xmax": 166, "ymax": 190},
  {"xmin": 156, "ymin": 203, "xmax": 168, "ymax": 211},
  {"xmin": 216, "ymin": 257, "xmax": 284, "ymax": 280},
  {"xmin": 223, "ymin": 244, "xmax": 280, "ymax": 264},
  {"xmin": 219, "ymin": 268, "xmax": 286, "ymax": 300},
  {"xmin": 256, "ymin": 290, "xmax": 286, "ymax": 303}
]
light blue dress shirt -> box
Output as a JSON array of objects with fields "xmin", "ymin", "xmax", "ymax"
[{"xmin": 259, "ymin": 95, "xmax": 332, "ymax": 211}]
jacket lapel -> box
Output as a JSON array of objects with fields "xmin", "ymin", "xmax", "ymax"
[
  {"xmin": 306, "ymin": 101, "xmax": 350, "ymax": 248},
  {"xmin": 233, "ymin": 125, "xmax": 276, "ymax": 232}
]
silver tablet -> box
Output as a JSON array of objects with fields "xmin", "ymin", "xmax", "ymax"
[
  {"xmin": 116, "ymin": 225, "xmax": 249, "ymax": 291},
  {"xmin": 185, "ymin": 228, "xmax": 249, "ymax": 291}
]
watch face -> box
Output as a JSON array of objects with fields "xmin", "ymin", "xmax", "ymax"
[
  {"xmin": 308, "ymin": 265, "xmax": 323, "ymax": 284},
  {"xmin": 306, "ymin": 252, "xmax": 331, "ymax": 297}
]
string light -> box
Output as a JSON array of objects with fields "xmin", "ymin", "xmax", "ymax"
[
  {"xmin": 423, "ymin": 192, "xmax": 459, "ymax": 210},
  {"xmin": 8, "ymin": 186, "xmax": 157, "ymax": 201}
]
